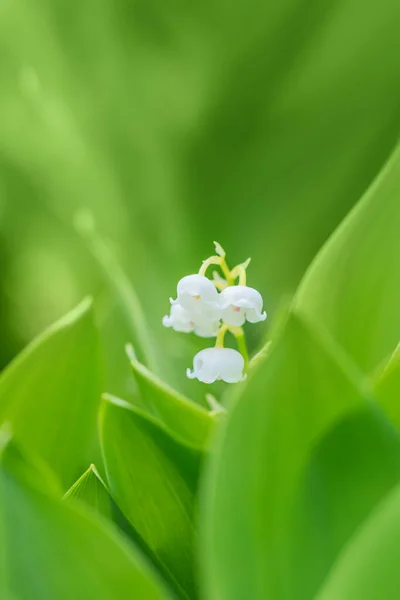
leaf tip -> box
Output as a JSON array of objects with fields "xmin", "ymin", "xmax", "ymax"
[{"xmin": 125, "ymin": 343, "xmax": 138, "ymax": 364}]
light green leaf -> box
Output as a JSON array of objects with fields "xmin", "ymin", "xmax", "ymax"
[
  {"xmin": 64, "ymin": 463, "xmax": 114, "ymax": 522},
  {"xmin": 295, "ymin": 143, "xmax": 400, "ymax": 374},
  {"xmin": 100, "ymin": 394, "xmax": 201, "ymax": 600},
  {"xmin": 75, "ymin": 211, "xmax": 156, "ymax": 371},
  {"xmin": 126, "ymin": 345, "xmax": 218, "ymax": 450},
  {"xmin": 201, "ymin": 312, "xmax": 400, "ymax": 600},
  {"xmin": 0, "ymin": 435, "xmax": 172, "ymax": 600},
  {"xmin": 0, "ymin": 298, "xmax": 101, "ymax": 488},
  {"xmin": 374, "ymin": 344, "xmax": 400, "ymax": 428},
  {"xmin": 64, "ymin": 463, "xmax": 161, "ymax": 564},
  {"xmin": 316, "ymin": 481, "xmax": 400, "ymax": 600}
]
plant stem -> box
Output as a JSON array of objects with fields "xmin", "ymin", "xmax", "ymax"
[{"xmin": 235, "ymin": 329, "xmax": 249, "ymax": 369}]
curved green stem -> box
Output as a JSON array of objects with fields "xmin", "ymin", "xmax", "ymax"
[
  {"xmin": 199, "ymin": 255, "xmax": 234, "ymax": 285},
  {"xmin": 215, "ymin": 324, "xmax": 230, "ymax": 348},
  {"xmin": 230, "ymin": 258, "xmax": 251, "ymax": 286},
  {"xmin": 235, "ymin": 330, "xmax": 249, "ymax": 369},
  {"xmin": 215, "ymin": 325, "xmax": 249, "ymax": 370}
]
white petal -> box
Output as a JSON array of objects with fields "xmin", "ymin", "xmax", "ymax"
[
  {"xmin": 178, "ymin": 274, "xmax": 218, "ymax": 301},
  {"xmin": 245, "ymin": 308, "xmax": 267, "ymax": 324},
  {"xmin": 178, "ymin": 291, "xmax": 201, "ymax": 311},
  {"xmin": 162, "ymin": 303, "xmax": 194, "ymax": 333},
  {"xmin": 175, "ymin": 274, "xmax": 220, "ymax": 314},
  {"xmin": 194, "ymin": 319, "xmax": 221, "ymax": 338},
  {"xmin": 221, "ymin": 306, "xmax": 246, "ymax": 326},
  {"xmin": 217, "ymin": 348, "xmax": 245, "ymax": 383},
  {"xmin": 187, "ymin": 347, "xmax": 245, "ymax": 384},
  {"xmin": 193, "ymin": 348, "xmax": 220, "ymax": 383},
  {"xmin": 186, "ymin": 367, "xmax": 196, "ymax": 379},
  {"xmin": 219, "ymin": 285, "xmax": 266, "ymax": 325}
]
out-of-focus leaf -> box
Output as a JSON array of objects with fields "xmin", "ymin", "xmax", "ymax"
[
  {"xmin": 75, "ymin": 211, "xmax": 157, "ymax": 369},
  {"xmin": 64, "ymin": 463, "xmax": 114, "ymax": 521},
  {"xmin": 316, "ymin": 482, "xmax": 400, "ymax": 600},
  {"xmin": 0, "ymin": 435, "xmax": 172, "ymax": 600},
  {"xmin": 295, "ymin": 143, "xmax": 400, "ymax": 374},
  {"xmin": 183, "ymin": 0, "xmax": 400, "ymax": 320},
  {"xmin": 201, "ymin": 312, "xmax": 400, "ymax": 600},
  {"xmin": 374, "ymin": 344, "xmax": 400, "ymax": 429},
  {"xmin": 127, "ymin": 345, "xmax": 218, "ymax": 450},
  {"xmin": 292, "ymin": 403, "xmax": 400, "ymax": 600},
  {"xmin": 2, "ymin": 0, "xmax": 400, "ymax": 362},
  {"xmin": 100, "ymin": 394, "xmax": 201, "ymax": 600},
  {"xmin": 0, "ymin": 298, "xmax": 101, "ymax": 488}
]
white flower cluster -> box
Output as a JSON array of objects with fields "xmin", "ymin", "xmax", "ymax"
[{"xmin": 162, "ymin": 245, "xmax": 267, "ymax": 384}]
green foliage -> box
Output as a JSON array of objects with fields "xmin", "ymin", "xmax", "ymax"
[
  {"xmin": 316, "ymin": 482, "xmax": 400, "ymax": 599},
  {"xmin": 64, "ymin": 464, "xmax": 114, "ymax": 521},
  {"xmin": 100, "ymin": 394, "xmax": 202, "ymax": 599},
  {"xmin": 0, "ymin": 0, "xmax": 400, "ymax": 596},
  {"xmin": 201, "ymin": 312, "xmax": 400, "ymax": 600},
  {"xmin": 0, "ymin": 435, "xmax": 171, "ymax": 600},
  {"xmin": 127, "ymin": 345, "xmax": 219, "ymax": 450},
  {"xmin": 0, "ymin": 298, "xmax": 101, "ymax": 488},
  {"xmin": 295, "ymin": 144, "xmax": 400, "ymax": 374},
  {"xmin": 374, "ymin": 345, "xmax": 400, "ymax": 429}
]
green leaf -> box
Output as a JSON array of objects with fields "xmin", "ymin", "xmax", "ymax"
[
  {"xmin": 127, "ymin": 345, "xmax": 218, "ymax": 450},
  {"xmin": 295, "ymin": 143, "xmax": 400, "ymax": 373},
  {"xmin": 374, "ymin": 344, "xmax": 400, "ymax": 428},
  {"xmin": 64, "ymin": 464, "xmax": 114, "ymax": 521},
  {"xmin": 0, "ymin": 298, "xmax": 101, "ymax": 488},
  {"xmin": 100, "ymin": 394, "xmax": 201, "ymax": 600},
  {"xmin": 201, "ymin": 312, "xmax": 400, "ymax": 600},
  {"xmin": 316, "ymin": 482, "xmax": 400, "ymax": 600},
  {"xmin": 0, "ymin": 435, "xmax": 172, "ymax": 600},
  {"xmin": 75, "ymin": 211, "xmax": 156, "ymax": 371},
  {"xmin": 64, "ymin": 463, "xmax": 160, "ymax": 563}
]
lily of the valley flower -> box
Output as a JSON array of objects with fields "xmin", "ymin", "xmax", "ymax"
[
  {"xmin": 219, "ymin": 285, "xmax": 267, "ymax": 326},
  {"xmin": 187, "ymin": 347, "xmax": 246, "ymax": 384},
  {"xmin": 162, "ymin": 304, "xmax": 220, "ymax": 338},
  {"xmin": 171, "ymin": 274, "xmax": 221, "ymax": 317}
]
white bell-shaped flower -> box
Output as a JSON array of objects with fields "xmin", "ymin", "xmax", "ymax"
[
  {"xmin": 162, "ymin": 304, "xmax": 220, "ymax": 338},
  {"xmin": 187, "ymin": 347, "xmax": 245, "ymax": 384},
  {"xmin": 219, "ymin": 285, "xmax": 267, "ymax": 326},
  {"xmin": 162, "ymin": 304, "xmax": 193, "ymax": 333},
  {"xmin": 171, "ymin": 274, "xmax": 220, "ymax": 317}
]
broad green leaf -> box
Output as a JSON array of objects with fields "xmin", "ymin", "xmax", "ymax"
[
  {"xmin": 295, "ymin": 143, "xmax": 400, "ymax": 374},
  {"xmin": 0, "ymin": 298, "xmax": 101, "ymax": 488},
  {"xmin": 64, "ymin": 462, "xmax": 146, "ymax": 552},
  {"xmin": 291, "ymin": 405, "xmax": 400, "ymax": 600},
  {"xmin": 100, "ymin": 394, "xmax": 201, "ymax": 600},
  {"xmin": 0, "ymin": 435, "xmax": 172, "ymax": 600},
  {"xmin": 374, "ymin": 344, "xmax": 400, "ymax": 428},
  {"xmin": 64, "ymin": 464, "xmax": 114, "ymax": 521},
  {"xmin": 127, "ymin": 345, "xmax": 218, "ymax": 450},
  {"xmin": 202, "ymin": 312, "xmax": 400, "ymax": 600},
  {"xmin": 316, "ymin": 482, "xmax": 400, "ymax": 600}
]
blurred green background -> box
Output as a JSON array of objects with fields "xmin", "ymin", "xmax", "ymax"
[{"xmin": 1, "ymin": 0, "xmax": 399, "ymax": 395}]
